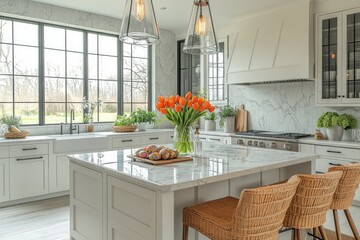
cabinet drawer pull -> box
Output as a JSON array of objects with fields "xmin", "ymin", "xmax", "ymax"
[
  {"xmin": 149, "ymin": 137, "xmax": 159, "ymax": 140},
  {"xmin": 326, "ymin": 150, "xmax": 342, "ymax": 154},
  {"xmin": 170, "ymin": 136, "xmax": 174, "ymax": 138},
  {"xmin": 329, "ymin": 163, "xmax": 342, "ymax": 166},
  {"xmin": 316, "ymin": 171, "xmax": 325, "ymax": 174},
  {"xmin": 17, "ymin": 156, "xmax": 43, "ymax": 161},
  {"xmin": 209, "ymin": 138, "xmax": 221, "ymax": 141},
  {"xmin": 121, "ymin": 139, "xmax": 133, "ymax": 143},
  {"xmin": 22, "ymin": 147, "xmax": 38, "ymax": 151},
  {"xmin": 199, "ymin": 137, "xmax": 207, "ymax": 140}
]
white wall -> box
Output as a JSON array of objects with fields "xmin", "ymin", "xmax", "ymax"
[{"xmin": 0, "ymin": 0, "xmax": 177, "ymax": 133}]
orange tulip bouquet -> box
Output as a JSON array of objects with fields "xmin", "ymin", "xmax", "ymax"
[{"xmin": 156, "ymin": 91, "xmax": 215, "ymax": 154}]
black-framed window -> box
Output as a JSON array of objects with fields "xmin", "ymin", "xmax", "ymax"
[
  {"xmin": 0, "ymin": 17, "xmax": 152, "ymax": 125},
  {"xmin": 0, "ymin": 19, "xmax": 40, "ymax": 124},
  {"xmin": 208, "ymin": 42, "xmax": 225, "ymax": 101},
  {"xmin": 177, "ymin": 40, "xmax": 200, "ymax": 96}
]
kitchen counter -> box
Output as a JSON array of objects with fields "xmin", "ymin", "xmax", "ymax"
[
  {"xmin": 69, "ymin": 143, "xmax": 317, "ymax": 192},
  {"xmin": 69, "ymin": 143, "xmax": 317, "ymax": 240},
  {"xmin": 299, "ymin": 137, "xmax": 360, "ymax": 149},
  {"xmin": 0, "ymin": 135, "xmax": 55, "ymax": 144}
]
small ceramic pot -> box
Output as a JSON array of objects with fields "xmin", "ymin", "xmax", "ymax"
[
  {"xmin": 224, "ymin": 117, "xmax": 235, "ymax": 133},
  {"xmin": 136, "ymin": 122, "xmax": 149, "ymax": 131},
  {"xmin": 326, "ymin": 126, "xmax": 344, "ymax": 141},
  {"xmin": 205, "ymin": 120, "xmax": 216, "ymax": 131}
]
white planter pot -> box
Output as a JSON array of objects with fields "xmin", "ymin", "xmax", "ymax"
[
  {"xmin": 320, "ymin": 128, "xmax": 328, "ymax": 140},
  {"xmin": 205, "ymin": 120, "xmax": 216, "ymax": 131},
  {"xmin": 224, "ymin": 117, "xmax": 235, "ymax": 133},
  {"xmin": 342, "ymin": 129, "xmax": 352, "ymax": 141},
  {"xmin": 136, "ymin": 122, "xmax": 149, "ymax": 131},
  {"xmin": 326, "ymin": 126, "xmax": 344, "ymax": 141}
]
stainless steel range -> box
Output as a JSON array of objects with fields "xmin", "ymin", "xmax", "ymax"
[{"xmin": 233, "ymin": 130, "xmax": 311, "ymax": 152}]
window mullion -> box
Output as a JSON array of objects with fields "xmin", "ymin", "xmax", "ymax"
[
  {"xmin": 39, "ymin": 23, "xmax": 45, "ymax": 125},
  {"xmin": 83, "ymin": 32, "xmax": 88, "ymax": 121},
  {"xmin": 148, "ymin": 46, "xmax": 152, "ymax": 111},
  {"xmin": 118, "ymin": 40, "xmax": 123, "ymax": 115}
]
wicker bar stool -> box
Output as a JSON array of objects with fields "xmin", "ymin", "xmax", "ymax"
[
  {"xmin": 328, "ymin": 163, "xmax": 360, "ymax": 240},
  {"xmin": 283, "ymin": 171, "xmax": 343, "ymax": 240},
  {"xmin": 182, "ymin": 175, "xmax": 300, "ymax": 240}
]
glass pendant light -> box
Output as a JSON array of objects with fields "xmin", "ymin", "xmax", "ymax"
[
  {"xmin": 183, "ymin": 0, "xmax": 219, "ymax": 55},
  {"xmin": 119, "ymin": 0, "xmax": 160, "ymax": 45}
]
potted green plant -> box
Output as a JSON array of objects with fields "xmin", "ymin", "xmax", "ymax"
[
  {"xmin": 112, "ymin": 114, "xmax": 137, "ymax": 132},
  {"xmin": 218, "ymin": 105, "xmax": 237, "ymax": 133},
  {"xmin": 317, "ymin": 112, "xmax": 358, "ymax": 141},
  {"xmin": 131, "ymin": 109, "xmax": 157, "ymax": 131},
  {"xmin": 338, "ymin": 113, "xmax": 358, "ymax": 141},
  {"xmin": 204, "ymin": 112, "xmax": 217, "ymax": 131}
]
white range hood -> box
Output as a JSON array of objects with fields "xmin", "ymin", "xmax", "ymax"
[{"xmin": 227, "ymin": 0, "xmax": 314, "ymax": 85}]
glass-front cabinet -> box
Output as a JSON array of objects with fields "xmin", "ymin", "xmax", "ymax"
[{"xmin": 317, "ymin": 9, "xmax": 360, "ymax": 106}]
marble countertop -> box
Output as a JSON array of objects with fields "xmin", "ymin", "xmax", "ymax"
[
  {"xmin": 299, "ymin": 137, "xmax": 360, "ymax": 149},
  {"xmin": 0, "ymin": 135, "xmax": 55, "ymax": 144},
  {"xmin": 69, "ymin": 143, "xmax": 317, "ymax": 192}
]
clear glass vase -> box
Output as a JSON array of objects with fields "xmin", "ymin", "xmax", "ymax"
[
  {"xmin": 87, "ymin": 117, "xmax": 94, "ymax": 132},
  {"xmin": 174, "ymin": 125, "xmax": 194, "ymax": 155}
]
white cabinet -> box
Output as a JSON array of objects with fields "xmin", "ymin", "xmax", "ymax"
[
  {"xmin": 316, "ymin": 8, "xmax": 360, "ymax": 106},
  {"xmin": 8, "ymin": 142, "xmax": 49, "ymax": 200},
  {"xmin": 112, "ymin": 136, "xmax": 141, "ymax": 149},
  {"xmin": 0, "ymin": 158, "xmax": 9, "ymax": 202},
  {"xmin": 49, "ymin": 155, "xmax": 70, "ymax": 193},
  {"xmin": 300, "ymin": 143, "xmax": 360, "ymax": 204},
  {"xmin": 70, "ymin": 163, "xmax": 104, "ymax": 240},
  {"xmin": 228, "ymin": 1, "xmax": 314, "ymax": 84},
  {"xmin": 10, "ymin": 155, "xmax": 48, "ymax": 200}
]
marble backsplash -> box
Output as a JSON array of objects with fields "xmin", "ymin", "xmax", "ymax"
[{"xmin": 228, "ymin": 81, "xmax": 360, "ymax": 134}]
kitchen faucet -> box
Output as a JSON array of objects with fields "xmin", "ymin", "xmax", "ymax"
[{"xmin": 69, "ymin": 109, "xmax": 77, "ymax": 134}]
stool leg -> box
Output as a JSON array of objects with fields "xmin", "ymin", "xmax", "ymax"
[
  {"xmin": 313, "ymin": 227, "xmax": 317, "ymax": 240},
  {"xmin": 344, "ymin": 209, "xmax": 360, "ymax": 240},
  {"xmin": 292, "ymin": 228, "xmax": 296, "ymax": 240},
  {"xmin": 333, "ymin": 210, "xmax": 342, "ymax": 240},
  {"xmin": 182, "ymin": 224, "xmax": 188, "ymax": 240},
  {"xmin": 296, "ymin": 229, "xmax": 301, "ymax": 240},
  {"xmin": 318, "ymin": 225, "xmax": 328, "ymax": 240}
]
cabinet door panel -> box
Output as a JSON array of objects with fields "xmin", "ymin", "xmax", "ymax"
[
  {"xmin": 10, "ymin": 155, "xmax": 48, "ymax": 200},
  {"xmin": 0, "ymin": 158, "xmax": 9, "ymax": 202},
  {"xmin": 49, "ymin": 155, "xmax": 70, "ymax": 193}
]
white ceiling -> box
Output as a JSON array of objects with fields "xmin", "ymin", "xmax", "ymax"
[{"xmin": 32, "ymin": 0, "xmax": 299, "ymax": 33}]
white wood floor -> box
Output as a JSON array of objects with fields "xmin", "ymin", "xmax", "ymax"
[
  {"xmin": 0, "ymin": 196, "xmax": 70, "ymax": 240},
  {"xmin": 0, "ymin": 196, "xmax": 359, "ymax": 240}
]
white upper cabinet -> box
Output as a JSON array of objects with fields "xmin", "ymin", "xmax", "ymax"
[
  {"xmin": 316, "ymin": 8, "xmax": 360, "ymax": 106},
  {"xmin": 228, "ymin": 1, "xmax": 314, "ymax": 84}
]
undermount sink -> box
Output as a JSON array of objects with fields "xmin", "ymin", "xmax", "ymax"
[{"xmin": 53, "ymin": 133, "xmax": 109, "ymax": 154}]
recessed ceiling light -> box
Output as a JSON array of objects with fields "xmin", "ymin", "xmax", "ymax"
[{"xmin": 160, "ymin": 7, "xmax": 168, "ymax": 10}]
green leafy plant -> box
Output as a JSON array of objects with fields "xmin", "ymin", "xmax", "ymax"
[
  {"xmin": 113, "ymin": 114, "xmax": 135, "ymax": 126},
  {"xmin": 218, "ymin": 105, "xmax": 237, "ymax": 127},
  {"xmin": 0, "ymin": 115, "xmax": 22, "ymax": 129},
  {"xmin": 130, "ymin": 109, "xmax": 157, "ymax": 124},
  {"xmin": 338, "ymin": 114, "xmax": 358, "ymax": 130},
  {"xmin": 317, "ymin": 112, "xmax": 358, "ymax": 130},
  {"xmin": 204, "ymin": 112, "xmax": 217, "ymax": 121}
]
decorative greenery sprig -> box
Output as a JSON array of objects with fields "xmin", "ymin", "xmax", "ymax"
[
  {"xmin": 317, "ymin": 112, "xmax": 358, "ymax": 130},
  {"xmin": 113, "ymin": 114, "xmax": 135, "ymax": 126},
  {"xmin": 204, "ymin": 112, "xmax": 217, "ymax": 121},
  {"xmin": 0, "ymin": 115, "xmax": 22, "ymax": 129},
  {"xmin": 131, "ymin": 109, "xmax": 157, "ymax": 124},
  {"xmin": 218, "ymin": 105, "xmax": 237, "ymax": 127},
  {"xmin": 82, "ymin": 97, "xmax": 102, "ymax": 123}
]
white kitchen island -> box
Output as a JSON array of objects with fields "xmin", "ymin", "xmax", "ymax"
[{"xmin": 68, "ymin": 143, "xmax": 317, "ymax": 240}]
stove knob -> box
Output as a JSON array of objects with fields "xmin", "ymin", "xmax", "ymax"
[
  {"xmin": 271, "ymin": 142, "xmax": 277, "ymax": 149},
  {"xmin": 237, "ymin": 139, "xmax": 244, "ymax": 145},
  {"xmin": 259, "ymin": 142, "xmax": 266, "ymax": 148},
  {"xmin": 253, "ymin": 141, "xmax": 258, "ymax": 146},
  {"xmin": 284, "ymin": 144, "xmax": 291, "ymax": 151},
  {"xmin": 247, "ymin": 140, "xmax": 253, "ymax": 146}
]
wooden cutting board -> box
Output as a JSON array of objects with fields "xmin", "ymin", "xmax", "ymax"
[{"xmin": 236, "ymin": 105, "xmax": 248, "ymax": 132}]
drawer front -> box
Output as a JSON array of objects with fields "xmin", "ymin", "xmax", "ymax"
[
  {"xmin": 140, "ymin": 134, "xmax": 167, "ymax": 145},
  {"xmin": 166, "ymin": 132, "xmax": 174, "ymax": 142},
  {"xmin": 0, "ymin": 146, "xmax": 9, "ymax": 158},
  {"xmin": 10, "ymin": 143, "xmax": 48, "ymax": 157},
  {"xmin": 206, "ymin": 136, "xmax": 224, "ymax": 143},
  {"xmin": 315, "ymin": 145, "xmax": 360, "ymax": 160},
  {"xmin": 112, "ymin": 136, "xmax": 141, "ymax": 149},
  {"xmin": 316, "ymin": 157, "xmax": 353, "ymax": 174}
]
